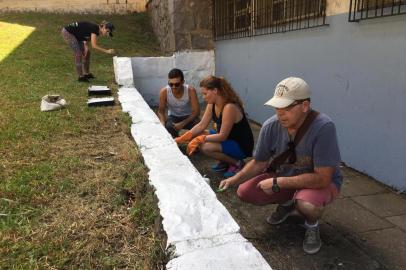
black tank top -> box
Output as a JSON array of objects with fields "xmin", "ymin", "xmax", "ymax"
[{"xmin": 212, "ymin": 104, "xmax": 254, "ymax": 157}]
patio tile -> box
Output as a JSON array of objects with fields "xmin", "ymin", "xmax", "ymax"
[
  {"xmin": 339, "ymin": 173, "xmax": 388, "ymax": 198},
  {"xmin": 360, "ymin": 228, "xmax": 406, "ymax": 270},
  {"xmin": 386, "ymin": 215, "xmax": 406, "ymax": 231},
  {"xmin": 323, "ymin": 198, "xmax": 393, "ymax": 233},
  {"xmin": 353, "ymin": 193, "xmax": 406, "ymax": 217}
]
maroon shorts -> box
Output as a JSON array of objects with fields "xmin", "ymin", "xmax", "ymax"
[{"xmin": 237, "ymin": 173, "xmax": 339, "ymax": 207}]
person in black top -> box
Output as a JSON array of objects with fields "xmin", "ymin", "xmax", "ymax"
[
  {"xmin": 61, "ymin": 20, "xmax": 115, "ymax": 82},
  {"xmin": 175, "ymin": 75, "xmax": 254, "ymax": 178}
]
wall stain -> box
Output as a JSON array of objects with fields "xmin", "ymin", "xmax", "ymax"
[{"xmin": 334, "ymin": 74, "xmax": 350, "ymax": 91}]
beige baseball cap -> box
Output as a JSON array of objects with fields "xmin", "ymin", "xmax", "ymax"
[{"xmin": 265, "ymin": 77, "xmax": 311, "ymax": 108}]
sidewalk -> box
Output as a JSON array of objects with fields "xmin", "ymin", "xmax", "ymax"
[{"xmin": 188, "ymin": 122, "xmax": 406, "ymax": 270}]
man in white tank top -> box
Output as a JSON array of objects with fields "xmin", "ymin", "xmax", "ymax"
[{"xmin": 158, "ymin": 68, "xmax": 200, "ymax": 137}]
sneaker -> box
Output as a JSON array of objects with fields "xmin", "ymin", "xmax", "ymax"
[
  {"xmin": 303, "ymin": 226, "xmax": 321, "ymax": 254},
  {"xmin": 223, "ymin": 160, "xmax": 244, "ymax": 178},
  {"xmin": 84, "ymin": 73, "xmax": 95, "ymax": 79},
  {"xmin": 266, "ymin": 202, "xmax": 295, "ymax": 225},
  {"xmin": 78, "ymin": 76, "xmax": 90, "ymax": 82},
  {"xmin": 211, "ymin": 161, "xmax": 228, "ymax": 172}
]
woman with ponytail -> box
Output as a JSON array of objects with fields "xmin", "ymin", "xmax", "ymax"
[
  {"xmin": 61, "ymin": 20, "xmax": 115, "ymax": 82},
  {"xmin": 175, "ymin": 76, "xmax": 254, "ymax": 178}
]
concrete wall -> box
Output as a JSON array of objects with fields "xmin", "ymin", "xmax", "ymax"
[
  {"xmin": 130, "ymin": 51, "xmax": 215, "ymax": 105},
  {"xmin": 146, "ymin": 0, "xmax": 214, "ymax": 53},
  {"xmin": 214, "ymin": 8, "xmax": 406, "ymax": 190},
  {"xmin": 0, "ymin": 0, "xmax": 147, "ymax": 13}
]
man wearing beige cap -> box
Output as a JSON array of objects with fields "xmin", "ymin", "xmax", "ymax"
[{"xmin": 219, "ymin": 77, "xmax": 343, "ymax": 254}]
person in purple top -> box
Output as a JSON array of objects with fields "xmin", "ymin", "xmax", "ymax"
[
  {"xmin": 219, "ymin": 77, "xmax": 343, "ymax": 254},
  {"xmin": 61, "ymin": 21, "xmax": 115, "ymax": 82}
]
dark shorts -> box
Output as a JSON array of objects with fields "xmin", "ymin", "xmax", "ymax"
[{"xmin": 165, "ymin": 114, "xmax": 199, "ymax": 138}]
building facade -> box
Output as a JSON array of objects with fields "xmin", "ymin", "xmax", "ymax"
[{"xmin": 213, "ymin": 0, "xmax": 406, "ymax": 190}]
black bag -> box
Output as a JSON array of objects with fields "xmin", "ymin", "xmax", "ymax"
[{"xmin": 267, "ymin": 110, "xmax": 319, "ymax": 173}]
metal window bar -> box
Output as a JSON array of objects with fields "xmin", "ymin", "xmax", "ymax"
[
  {"xmin": 349, "ymin": 0, "xmax": 406, "ymax": 22},
  {"xmin": 213, "ymin": 0, "xmax": 327, "ymax": 41}
]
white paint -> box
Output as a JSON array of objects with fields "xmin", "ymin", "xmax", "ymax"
[
  {"xmin": 88, "ymin": 85, "xmax": 111, "ymax": 95},
  {"xmin": 87, "ymin": 97, "xmax": 114, "ymax": 104},
  {"xmin": 129, "ymin": 50, "xmax": 215, "ymax": 106},
  {"xmin": 173, "ymin": 233, "xmax": 247, "ymax": 255},
  {"xmin": 113, "ymin": 56, "xmax": 134, "ymax": 86},
  {"xmin": 88, "ymin": 85, "xmax": 110, "ymax": 91},
  {"xmin": 132, "ymin": 56, "xmax": 175, "ymax": 78},
  {"xmin": 118, "ymin": 87, "xmax": 160, "ymax": 124},
  {"xmin": 167, "ymin": 240, "xmax": 272, "ymax": 270},
  {"xmin": 131, "ymin": 123, "xmax": 174, "ymax": 150},
  {"xmin": 141, "ymin": 144, "xmax": 197, "ymax": 173},
  {"xmin": 118, "ymin": 84, "xmax": 271, "ymax": 269}
]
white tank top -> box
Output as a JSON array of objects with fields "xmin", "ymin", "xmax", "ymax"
[{"xmin": 166, "ymin": 84, "xmax": 192, "ymax": 117}]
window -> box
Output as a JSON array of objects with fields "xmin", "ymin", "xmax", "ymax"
[
  {"xmin": 271, "ymin": 0, "xmax": 324, "ymax": 24},
  {"xmin": 214, "ymin": 0, "xmax": 327, "ymax": 41},
  {"xmin": 228, "ymin": 0, "xmax": 252, "ymax": 33},
  {"xmin": 349, "ymin": 0, "xmax": 406, "ymax": 21},
  {"xmin": 214, "ymin": 0, "xmax": 252, "ymax": 39}
]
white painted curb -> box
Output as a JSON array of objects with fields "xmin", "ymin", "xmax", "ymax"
[{"xmin": 118, "ymin": 86, "xmax": 272, "ymax": 270}]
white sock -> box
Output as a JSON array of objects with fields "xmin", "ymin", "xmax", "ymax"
[{"xmin": 305, "ymin": 220, "xmax": 319, "ymax": 228}]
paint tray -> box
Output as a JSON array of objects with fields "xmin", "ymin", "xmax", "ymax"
[
  {"xmin": 87, "ymin": 97, "xmax": 115, "ymax": 107},
  {"xmin": 88, "ymin": 85, "xmax": 111, "ymax": 95}
]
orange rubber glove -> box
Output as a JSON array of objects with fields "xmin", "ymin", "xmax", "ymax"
[
  {"xmin": 175, "ymin": 131, "xmax": 193, "ymax": 144},
  {"xmin": 186, "ymin": 135, "xmax": 206, "ymax": 155}
]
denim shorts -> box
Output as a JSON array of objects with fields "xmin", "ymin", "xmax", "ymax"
[{"xmin": 210, "ymin": 130, "xmax": 246, "ymax": 160}]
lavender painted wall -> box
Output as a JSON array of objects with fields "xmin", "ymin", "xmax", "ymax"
[{"xmin": 215, "ymin": 14, "xmax": 406, "ymax": 191}]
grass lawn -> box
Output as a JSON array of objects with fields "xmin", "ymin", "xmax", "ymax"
[{"xmin": 0, "ymin": 12, "xmax": 166, "ymax": 269}]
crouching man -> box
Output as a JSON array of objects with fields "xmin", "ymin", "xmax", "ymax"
[
  {"xmin": 219, "ymin": 77, "xmax": 343, "ymax": 254},
  {"xmin": 158, "ymin": 68, "xmax": 200, "ymax": 138}
]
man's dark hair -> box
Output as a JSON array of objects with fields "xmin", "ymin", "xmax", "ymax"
[{"xmin": 168, "ymin": 68, "xmax": 184, "ymax": 81}]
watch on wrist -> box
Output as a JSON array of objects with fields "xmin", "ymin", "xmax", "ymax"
[{"xmin": 272, "ymin": 176, "xmax": 280, "ymax": 193}]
